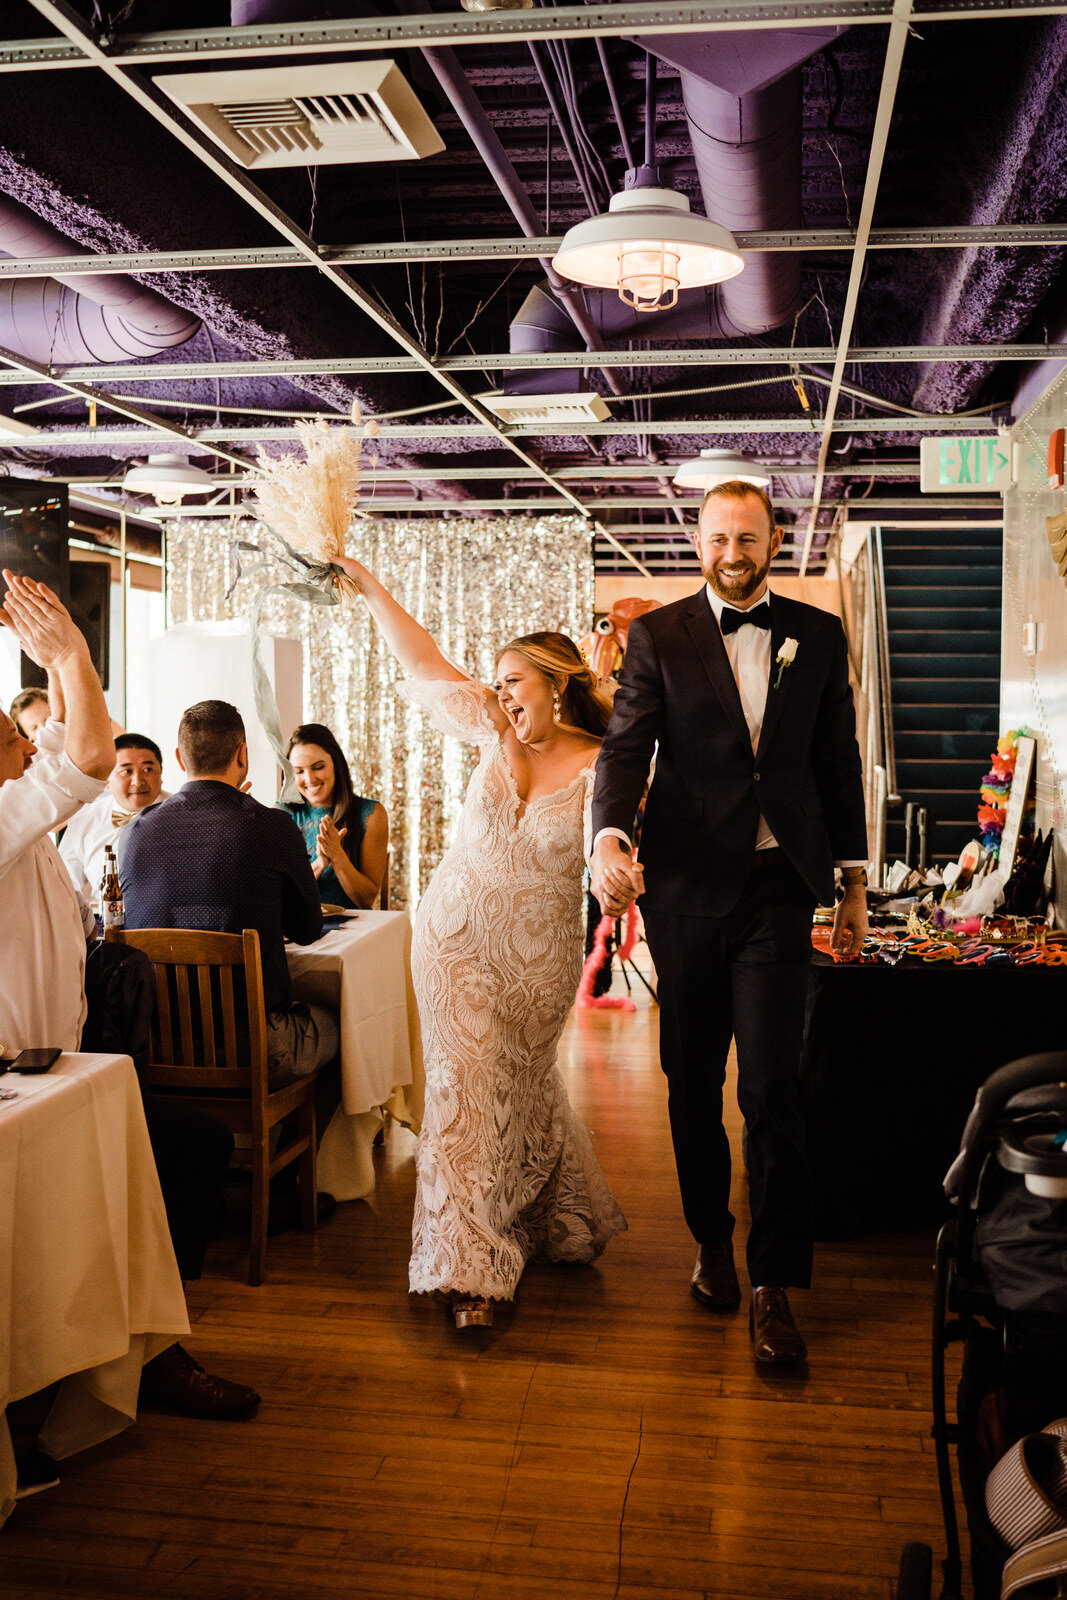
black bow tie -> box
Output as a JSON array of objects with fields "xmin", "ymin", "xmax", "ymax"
[{"xmin": 719, "ymin": 601, "xmax": 771, "ymax": 636}]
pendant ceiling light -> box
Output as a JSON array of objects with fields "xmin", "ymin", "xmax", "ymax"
[
  {"xmin": 552, "ymin": 56, "xmax": 744, "ymax": 314},
  {"xmin": 123, "ymin": 453, "xmax": 215, "ymax": 506},
  {"xmin": 672, "ymin": 449, "xmax": 771, "ymax": 490}
]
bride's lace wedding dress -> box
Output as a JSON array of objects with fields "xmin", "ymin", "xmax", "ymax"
[{"xmin": 402, "ymin": 677, "xmax": 626, "ymax": 1301}]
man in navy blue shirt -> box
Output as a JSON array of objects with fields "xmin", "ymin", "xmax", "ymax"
[{"xmin": 120, "ymin": 699, "xmax": 338, "ymax": 1085}]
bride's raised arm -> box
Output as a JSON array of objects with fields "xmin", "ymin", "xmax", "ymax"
[{"xmin": 333, "ymin": 555, "xmax": 508, "ymax": 731}]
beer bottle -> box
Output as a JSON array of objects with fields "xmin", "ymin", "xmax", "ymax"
[{"xmin": 101, "ymin": 845, "xmax": 125, "ymax": 931}]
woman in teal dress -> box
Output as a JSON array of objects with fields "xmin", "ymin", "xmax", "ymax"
[{"xmin": 281, "ymin": 723, "xmax": 389, "ymax": 909}]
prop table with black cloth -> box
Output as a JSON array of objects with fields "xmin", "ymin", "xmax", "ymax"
[{"xmin": 801, "ymin": 952, "xmax": 1067, "ymax": 1238}]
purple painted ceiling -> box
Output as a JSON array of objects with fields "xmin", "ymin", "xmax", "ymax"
[{"xmin": 0, "ymin": 1, "xmax": 1063, "ymax": 569}]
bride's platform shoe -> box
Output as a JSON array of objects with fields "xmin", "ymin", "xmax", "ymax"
[{"xmin": 452, "ymin": 1295, "xmax": 494, "ymax": 1329}]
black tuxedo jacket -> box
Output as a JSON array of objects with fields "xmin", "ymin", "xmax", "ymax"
[{"xmin": 591, "ymin": 588, "xmax": 868, "ymax": 915}]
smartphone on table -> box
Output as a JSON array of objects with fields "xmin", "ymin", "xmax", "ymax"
[{"xmin": 2, "ymin": 1048, "xmax": 62, "ymax": 1074}]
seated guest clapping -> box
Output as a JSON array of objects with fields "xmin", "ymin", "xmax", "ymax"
[
  {"xmin": 120, "ymin": 700, "xmax": 339, "ymax": 1088},
  {"xmin": 282, "ymin": 723, "xmax": 388, "ymax": 909},
  {"xmin": 60, "ymin": 733, "xmax": 168, "ymax": 906}
]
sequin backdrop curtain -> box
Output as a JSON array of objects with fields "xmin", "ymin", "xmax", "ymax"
[{"xmin": 166, "ymin": 515, "xmax": 594, "ymax": 911}]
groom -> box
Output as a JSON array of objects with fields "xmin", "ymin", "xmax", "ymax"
[{"xmin": 590, "ymin": 481, "xmax": 868, "ymax": 1364}]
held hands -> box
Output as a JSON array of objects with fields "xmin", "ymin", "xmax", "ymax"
[
  {"xmin": 0, "ymin": 571, "xmax": 88, "ymax": 669},
  {"xmin": 830, "ymin": 882, "xmax": 869, "ymax": 958},
  {"xmin": 591, "ymin": 838, "xmax": 645, "ymax": 918}
]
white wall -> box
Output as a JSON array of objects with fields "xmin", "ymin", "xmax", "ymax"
[
  {"xmin": 127, "ymin": 622, "xmax": 302, "ymax": 802},
  {"xmin": 0, "ymin": 623, "xmax": 18, "ymax": 716},
  {"xmin": 1002, "ymin": 367, "xmax": 1067, "ymax": 923}
]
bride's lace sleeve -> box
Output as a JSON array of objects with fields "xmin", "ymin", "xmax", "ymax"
[
  {"xmin": 397, "ymin": 676, "xmax": 499, "ymax": 744},
  {"xmin": 583, "ymin": 761, "xmax": 598, "ymax": 861}
]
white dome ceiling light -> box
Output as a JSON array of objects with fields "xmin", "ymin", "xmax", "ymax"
[
  {"xmin": 123, "ymin": 454, "xmax": 215, "ymax": 506},
  {"xmin": 552, "ymin": 56, "xmax": 744, "ymax": 315},
  {"xmin": 672, "ymin": 449, "xmax": 772, "ymax": 491}
]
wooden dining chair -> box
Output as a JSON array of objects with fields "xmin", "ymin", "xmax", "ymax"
[{"xmin": 105, "ymin": 926, "xmax": 318, "ymax": 1285}]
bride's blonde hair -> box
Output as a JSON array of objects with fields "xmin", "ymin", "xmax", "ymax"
[{"xmin": 495, "ymin": 631, "xmax": 613, "ymax": 738}]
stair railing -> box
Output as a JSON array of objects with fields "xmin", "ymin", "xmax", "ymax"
[
  {"xmin": 871, "ymin": 526, "xmax": 901, "ymax": 811},
  {"xmin": 850, "ymin": 527, "xmax": 899, "ymax": 888}
]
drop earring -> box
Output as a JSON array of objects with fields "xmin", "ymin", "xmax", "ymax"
[{"xmin": 553, "ymin": 689, "xmax": 562, "ymax": 722}]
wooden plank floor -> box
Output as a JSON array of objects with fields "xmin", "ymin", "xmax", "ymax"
[{"xmin": 1, "ymin": 982, "xmax": 954, "ymax": 1600}]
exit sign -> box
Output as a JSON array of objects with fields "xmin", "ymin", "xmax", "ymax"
[{"xmin": 920, "ymin": 436, "xmax": 1014, "ymax": 492}]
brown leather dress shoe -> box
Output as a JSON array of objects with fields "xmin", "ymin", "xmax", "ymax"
[
  {"xmin": 749, "ymin": 1288, "xmax": 807, "ymax": 1364},
  {"xmin": 140, "ymin": 1343, "xmax": 262, "ymax": 1418},
  {"xmin": 690, "ymin": 1241, "xmax": 741, "ymax": 1309}
]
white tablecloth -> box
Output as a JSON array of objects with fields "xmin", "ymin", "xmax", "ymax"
[
  {"xmin": 0, "ymin": 1052, "xmax": 189, "ymax": 1528},
  {"xmin": 286, "ymin": 910, "xmax": 424, "ymax": 1201}
]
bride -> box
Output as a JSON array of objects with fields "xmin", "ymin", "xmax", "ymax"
[{"xmin": 333, "ymin": 556, "xmax": 627, "ymax": 1328}]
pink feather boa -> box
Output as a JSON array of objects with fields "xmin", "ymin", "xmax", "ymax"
[{"xmin": 577, "ymin": 904, "xmax": 641, "ymax": 1010}]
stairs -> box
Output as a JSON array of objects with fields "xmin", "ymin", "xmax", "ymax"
[{"xmin": 881, "ymin": 525, "xmax": 1002, "ymax": 866}]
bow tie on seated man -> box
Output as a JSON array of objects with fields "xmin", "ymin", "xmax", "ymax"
[{"xmin": 60, "ymin": 735, "xmax": 169, "ymax": 908}]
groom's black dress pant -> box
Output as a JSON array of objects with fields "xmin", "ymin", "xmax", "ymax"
[{"xmin": 643, "ymin": 851, "xmax": 815, "ymax": 1289}]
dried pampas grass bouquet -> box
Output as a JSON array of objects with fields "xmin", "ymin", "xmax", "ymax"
[{"xmin": 252, "ymin": 416, "xmax": 371, "ymax": 601}]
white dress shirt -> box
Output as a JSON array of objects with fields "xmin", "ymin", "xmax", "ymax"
[
  {"xmin": 60, "ymin": 786, "xmax": 168, "ymax": 904},
  {"xmin": 0, "ymin": 718, "xmax": 106, "ymax": 1054},
  {"xmin": 704, "ymin": 583, "xmax": 779, "ymax": 851}
]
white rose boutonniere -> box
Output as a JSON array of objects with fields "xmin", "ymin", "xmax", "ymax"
[{"xmin": 774, "ymin": 636, "xmax": 799, "ymax": 689}]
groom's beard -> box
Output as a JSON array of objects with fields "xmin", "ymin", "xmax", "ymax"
[{"xmin": 704, "ymin": 551, "xmax": 772, "ymax": 605}]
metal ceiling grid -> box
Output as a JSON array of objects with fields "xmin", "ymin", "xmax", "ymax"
[
  {"xmin": 7, "ymin": 0, "xmax": 1067, "ymax": 69},
  {"xmin": 2, "ymin": 0, "xmax": 1058, "ymax": 571},
  {"xmin": 1, "ymin": 223, "xmax": 1066, "ymax": 279},
  {"xmin": 797, "ymin": 0, "xmax": 914, "ymax": 572},
  {"xmin": 0, "ymin": 344, "xmax": 1059, "ymax": 387},
  {"xmin": 23, "ymin": 0, "xmax": 630, "ymax": 555},
  {"xmin": 14, "ymin": 415, "xmax": 1013, "ymax": 447}
]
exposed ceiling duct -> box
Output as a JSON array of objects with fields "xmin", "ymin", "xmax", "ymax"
[
  {"xmin": 0, "ymin": 191, "xmax": 201, "ymax": 364},
  {"xmin": 642, "ymin": 29, "xmax": 846, "ymax": 336},
  {"xmin": 508, "ymin": 30, "xmax": 844, "ymax": 382}
]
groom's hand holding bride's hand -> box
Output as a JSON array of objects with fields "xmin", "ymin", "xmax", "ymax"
[{"xmin": 592, "ymin": 838, "xmax": 644, "ymax": 918}]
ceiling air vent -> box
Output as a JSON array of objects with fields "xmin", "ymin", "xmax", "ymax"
[
  {"xmin": 478, "ymin": 392, "xmax": 612, "ymax": 425},
  {"xmin": 156, "ymin": 63, "xmax": 445, "ymax": 169}
]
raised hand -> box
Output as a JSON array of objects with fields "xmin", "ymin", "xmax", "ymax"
[
  {"xmin": 330, "ymin": 555, "xmax": 470, "ymax": 686},
  {"xmin": 331, "ymin": 555, "xmax": 369, "ymax": 593},
  {"xmin": 1, "ymin": 570, "xmax": 113, "ymax": 780},
  {"xmin": 0, "ymin": 571, "xmax": 88, "ymax": 669}
]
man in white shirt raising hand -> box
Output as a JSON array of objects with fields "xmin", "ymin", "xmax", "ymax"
[{"xmin": 0, "ymin": 569, "xmax": 114, "ymax": 1054}]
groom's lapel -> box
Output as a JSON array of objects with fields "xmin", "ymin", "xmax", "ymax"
[
  {"xmin": 755, "ymin": 593, "xmax": 796, "ymax": 760},
  {"xmin": 683, "ymin": 591, "xmax": 751, "ymax": 749}
]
